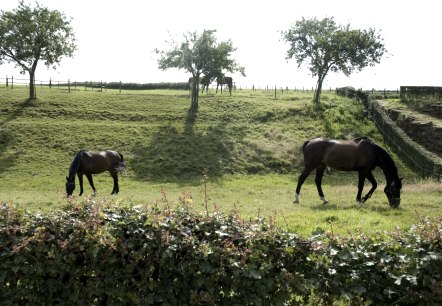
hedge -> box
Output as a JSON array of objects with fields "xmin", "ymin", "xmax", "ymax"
[{"xmin": 0, "ymin": 200, "xmax": 441, "ymax": 305}]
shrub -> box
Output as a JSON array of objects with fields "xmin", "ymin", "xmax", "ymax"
[{"xmin": 0, "ymin": 200, "xmax": 440, "ymax": 305}]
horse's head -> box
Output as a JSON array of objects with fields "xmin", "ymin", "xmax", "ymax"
[
  {"xmin": 384, "ymin": 178, "xmax": 403, "ymax": 208},
  {"xmin": 66, "ymin": 177, "xmax": 76, "ymax": 196}
]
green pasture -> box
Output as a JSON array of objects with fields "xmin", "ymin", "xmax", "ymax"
[{"xmin": 0, "ymin": 86, "xmax": 440, "ymax": 236}]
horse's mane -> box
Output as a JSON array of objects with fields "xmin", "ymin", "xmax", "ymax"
[
  {"xmin": 68, "ymin": 150, "xmax": 85, "ymax": 179},
  {"xmin": 372, "ymin": 143, "xmax": 399, "ymax": 180}
]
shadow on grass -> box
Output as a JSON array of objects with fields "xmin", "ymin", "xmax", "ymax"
[
  {"xmin": 131, "ymin": 112, "xmax": 234, "ymax": 184},
  {"xmin": 310, "ymin": 201, "xmax": 394, "ymax": 214},
  {"xmin": 0, "ymin": 99, "xmax": 32, "ymax": 175}
]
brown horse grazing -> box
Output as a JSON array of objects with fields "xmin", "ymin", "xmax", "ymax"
[
  {"xmin": 200, "ymin": 75, "xmax": 213, "ymax": 93},
  {"xmin": 294, "ymin": 137, "xmax": 402, "ymax": 207},
  {"xmin": 188, "ymin": 75, "xmax": 214, "ymax": 93},
  {"xmin": 216, "ymin": 76, "xmax": 233, "ymax": 95},
  {"xmin": 66, "ymin": 150, "xmax": 125, "ymax": 196}
]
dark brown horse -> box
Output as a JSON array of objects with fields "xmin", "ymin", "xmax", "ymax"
[
  {"xmin": 66, "ymin": 150, "xmax": 125, "ymax": 196},
  {"xmin": 188, "ymin": 75, "xmax": 214, "ymax": 93},
  {"xmin": 294, "ymin": 137, "xmax": 402, "ymax": 207},
  {"xmin": 216, "ymin": 76, "xmax": 233, "ymax": 95}
]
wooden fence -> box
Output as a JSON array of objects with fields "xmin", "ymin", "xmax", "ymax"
[
  {"xmin": 400, "ymin": 86, "xmax": 442, "ymax": 102},
  {"xmin": 1, "ymin": 75, "xmax": 401, "ymax": 100}
]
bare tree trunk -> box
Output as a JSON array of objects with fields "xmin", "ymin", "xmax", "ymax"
[
  {"xmin": 190, "ymin": 76, "xmax": 200, "ymax": 113},
  {"xmin": 29, "ymin": 70, "xmax": 36, "ymax": 100},
  {"xmin": 29, "ymin": 60, "xmax": 38, "ymax": 100},
  {"xmin": 314, "ymin": 74, "xmax": 325, "ymax": 110}
]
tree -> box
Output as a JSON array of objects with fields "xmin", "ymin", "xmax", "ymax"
[
  {"xmin": 156, "ymin": 29, "xmax": 245, "ymax": 113},
  {"xmin": 282, "ymin": 17, "xmax": 387, "ymax": 109},
  {"xmin": 0, "ymin": 1, "xmax": 76, "ymax": 100}
]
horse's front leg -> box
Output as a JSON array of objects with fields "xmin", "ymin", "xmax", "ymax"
[
  {"xmin": 77, "ymin": 173, "xmax": 84, "ymax": 196},
  {"xmin": 86, "ymin": 174, "xmax": 97, "ymax": 194},
  {"xmin": 356, "ymin": 171, "xmax": 366, "ymax": 204},
  {"xmin": 362, "ymin": 171, "xmax": 377, "ymax": 203},
  {"xmin": 110, "ymin": 172, "xmax": 119, "ymax": 195},
  {"xmin": 315, "ymin": 166, "xmax": 328, "ymax": 205}
]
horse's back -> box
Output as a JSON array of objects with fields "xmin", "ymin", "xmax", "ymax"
[
  {"xmin": 81, "ymin": 150, "xmax": 122, "ymax": 174},
  {"xmin": 303, "ymin": 138, "xmax": 376, "ymax": 171}
]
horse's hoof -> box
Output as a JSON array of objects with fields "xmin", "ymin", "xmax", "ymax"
[
  {"xmin": 320, "ymin": 197, "xmax": 328, "ymax": 205},
  {"xmin": 293, "ymin": 200, "xmax": 299, "ymax": 204}
]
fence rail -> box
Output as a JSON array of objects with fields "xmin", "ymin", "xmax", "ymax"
[{"xmin": 1, "ymin": 76, "xmax": 403, "ymax": 96}]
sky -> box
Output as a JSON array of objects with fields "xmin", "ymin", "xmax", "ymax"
[{"xmin": 0, "ymin": 0, "xmax": 441, "ymax": 90}]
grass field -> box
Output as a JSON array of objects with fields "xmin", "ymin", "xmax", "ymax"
[{"xmin": 0, "ymin": 86, "xmax": 440, "ymax": 236}]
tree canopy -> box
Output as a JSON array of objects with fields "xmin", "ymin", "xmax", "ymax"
[
  {"xmin": 0, "ymin": 1, "xmax": 76, "ymax": 100},
  {"xmin": 282, "ymin": 17, "xmax": 387, "ymax": 109},
  {"xmin": 156, "ymin": 29, "xmax": 245, "ymax": 113}
]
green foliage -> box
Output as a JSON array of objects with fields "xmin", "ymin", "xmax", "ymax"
[
  {"xmin": 155, "ymin": 29, "xmax": 245, "ymax": 111},
  {"xmin": 0, "ymin": 1, "xmax": 76, "ymax": 99},
  {"xmin": 310, "ymin": 216, "xmax": 442, "ymax": 305},
  {"xmin": 281, "ymin": 17, "xmax": 386, "ymax": 108},
  {"xmin": 0, "ymin": 201, "xmax": 440, "ymax": 304}
]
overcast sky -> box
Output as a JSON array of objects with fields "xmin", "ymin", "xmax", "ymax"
[{"xmin": 0, "ymin": 0, "xmax": 440, "ymax": 90}]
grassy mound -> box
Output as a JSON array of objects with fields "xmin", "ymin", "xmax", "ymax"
[{"xmin": 0, "ymin": 87, "xmax": 440, "ymax": 236}]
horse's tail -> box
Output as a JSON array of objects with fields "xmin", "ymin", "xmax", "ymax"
[
  {"xmin": 116, "ymin": 152, "xmax": 126, "ymax": 173},
  {"xmin": 302, "ymin": 140, "xmax": 310, "ymax": 152}
]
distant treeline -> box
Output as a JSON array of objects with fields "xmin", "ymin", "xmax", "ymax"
[
  {"xmin": 1, "ymin": 76, "xmax": 192, "ymax": 91},
  {"xmin": 400, "ymin": 86, "xmax": 442, "ymax": 102},
  {"xmin": 62, "ymin": 81, "xmax": 190, "ymax": 91},
  {"xmin": 106, "ymin": 81, "xmax": 189, "ymax": 90}
]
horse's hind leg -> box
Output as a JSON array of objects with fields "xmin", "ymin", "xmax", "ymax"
[
  {"xmin": 315, "ymin": 165, "xmax": 328, "ymax": 205},
  {"xmin": 294, "ymin": 167, "xmax": 314, "ymax": 204},
  {"xmin": 86, "ymin": 174, "xmax": 97, "ymax": 194}
]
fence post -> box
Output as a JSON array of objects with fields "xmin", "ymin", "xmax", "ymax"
[
  {"xmin": 11, "ymin": 76, "xmax": 13, "ymax": 89},
  {"xmin": 6, "ymin": 76, "xmax": 8, "ymax": 87},
  {"xmin": 119, "ymin": 81, "xmax": 122, "ymax": 93},
  {"xmin": 68, "ymin": 79, "xmax": 70, "ymax": 93},
  {"xmin": 274, "ymin": 85, "xmax": 277, "ymax": 100},
  {"xmin": 49, "ymin": 78, "xmax": 52, "ymax": 89}
]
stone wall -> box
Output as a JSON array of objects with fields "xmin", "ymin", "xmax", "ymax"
[
  {"xmin": 336, "ymin": 87, "xmax": 442, "ymax": 178},
  {"xmin": 381, "ymin": 107, "xmax": 442, "ymax": 157}
]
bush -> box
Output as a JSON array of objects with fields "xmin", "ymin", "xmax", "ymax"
[{"xmin": 0, "ymin": 200, "xmax": 440, "ymax": 305}]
